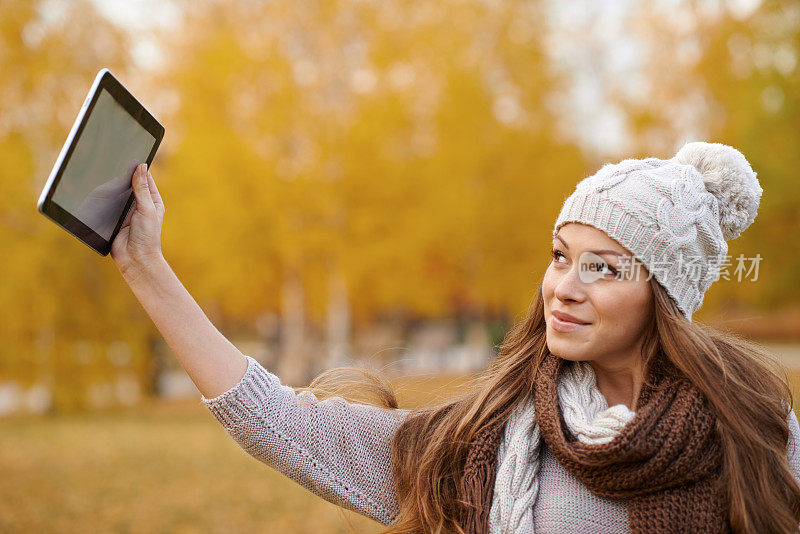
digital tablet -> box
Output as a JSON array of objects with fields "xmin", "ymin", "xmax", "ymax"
[{"xmin": 37, "ymin": 68, "xmax": 164, "ymax": 256}]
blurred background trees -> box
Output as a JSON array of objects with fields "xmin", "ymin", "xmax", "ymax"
[
  {"xmin": 624, "ymin": 0, "xmax": 800, "ymax": 312},
  {"xmin": 0, "ymin": 0, "xmax": 153, "ymax": 412},
  {"xmin": 1, "ymin": 0, "xmax": 798, "ymax": 412}
]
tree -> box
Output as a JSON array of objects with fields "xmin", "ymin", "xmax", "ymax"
[
  {"xmin": 160, "ymin": 0, "xmax": 588, "ymax": 382},
  {"xmin": 0, "ymin": 0, "xmax": 153, "ymax": 411},
  {"xmin": 621, "ymin": 0, "xmax": 800, "ymax": 314}
]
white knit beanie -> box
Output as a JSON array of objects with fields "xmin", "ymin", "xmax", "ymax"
[{"xmin": 552, "ymin": 141, "xmax": 763, "ymax": 321}]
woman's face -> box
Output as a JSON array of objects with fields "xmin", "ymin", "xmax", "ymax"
[{"xmin": 542, "ymin": 222, "xmax": 653, "ymax": 368}]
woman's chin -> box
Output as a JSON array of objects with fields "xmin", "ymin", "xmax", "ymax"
[{"xmin": 545, "ymin": 334, "xmax": 592, "ymax": 362}]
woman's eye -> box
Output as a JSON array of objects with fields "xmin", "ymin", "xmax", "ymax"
[
  {"xmin": 600, "ymin": 263, "xmax": 619, "ymax": 277},
  {"xmin": 550, "ymin": 249, "xmax": 566, "ymax": 263}
]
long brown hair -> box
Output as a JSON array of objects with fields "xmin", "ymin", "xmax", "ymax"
[{"xmin": 306, "ymin": 277, "xmax": 800, "ymax": 533}]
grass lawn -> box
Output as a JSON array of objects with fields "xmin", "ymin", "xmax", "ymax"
[
  {"xmin": 0, "ymin": 373, "xmax": 473, "ymax": 533},
  {"xmin": 0, "ymin": 371, "xmax": 797, "ymax": 533}
]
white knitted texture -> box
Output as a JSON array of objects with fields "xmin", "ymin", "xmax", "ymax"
[
  {"xmin": 490, "ymin": 398, "xmax": 541, "ymax": 532},
  {"xmin": 489, "ymin": 361, "xmax": 635, "ymax": 534}
]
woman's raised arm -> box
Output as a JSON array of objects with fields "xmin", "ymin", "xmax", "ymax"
[
  {"xmin": 111, "ymin": 164, "xmax": 247, "ymax": 398},
  {"xmin": 111, "ymin": 165, "xmax": 406, "ymax": 524}
]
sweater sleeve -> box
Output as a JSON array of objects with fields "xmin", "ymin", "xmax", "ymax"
[{"xmin": 200, "ymin": 355, "xmax": 411, "ymax": 525}]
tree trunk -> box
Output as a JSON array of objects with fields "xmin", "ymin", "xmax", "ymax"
[
  {"xmin": 326, "ymin": 265, "xmax": 351, "ymax": 368},
  {"xmin": 278, "ymin": 268, "xmax": 308, "ymax": 386}
]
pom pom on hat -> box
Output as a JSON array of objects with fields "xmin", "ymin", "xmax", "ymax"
[{"xmin": 673, "ymin": 141, "xmax": 763, "ymax": 240}]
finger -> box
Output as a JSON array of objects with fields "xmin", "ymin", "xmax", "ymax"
[
  {"xmin": 132, "ymin": 163, "xmax": 155, "ymax": 214},
  {"xmin": 145, "ymin": 171, "xmax": 164, "ymax": 213}
]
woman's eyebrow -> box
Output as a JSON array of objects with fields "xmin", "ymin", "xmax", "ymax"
[{"xmin": 553, "ymin": 234, "xmax": 625, "ymax": 256}]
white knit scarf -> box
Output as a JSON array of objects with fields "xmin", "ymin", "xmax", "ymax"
[{"xmin": 489, "ymin": 361, "xmax": 636, "ymax": 534}]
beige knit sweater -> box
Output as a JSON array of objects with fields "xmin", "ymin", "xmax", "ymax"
[{"xmin": 202, "ymin": 355, "xmax": 800, "ymax": 531}]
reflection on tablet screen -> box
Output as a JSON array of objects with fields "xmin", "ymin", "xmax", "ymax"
[{"xmin": 52, "ymin": 88, "xmax": 156, "ymax": 240}]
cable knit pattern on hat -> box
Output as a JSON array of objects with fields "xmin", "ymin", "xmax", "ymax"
[
  {"xmin": 552, "ymin": 141, "xmax": 762, "ymax": 321},
  {"xmin": 489, "ymin": 361, "xmax": 634, "ymax": 534}
]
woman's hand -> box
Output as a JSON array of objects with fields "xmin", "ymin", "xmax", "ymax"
[{"xmin": 111, "ymin": 163, "xmax": 166, "ymax": 282}]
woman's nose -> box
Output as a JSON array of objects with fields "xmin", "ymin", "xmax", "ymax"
[{"xmin": 553, "ymin": 264, "xmax": 587, "ymax": 303}]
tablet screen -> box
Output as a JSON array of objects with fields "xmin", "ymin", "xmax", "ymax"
[{"xmin": 51, "ymin": 88, "xmax": 156, "ymax": 240}]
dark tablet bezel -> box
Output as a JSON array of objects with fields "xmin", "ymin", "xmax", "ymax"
[{"xmin": 37, "ymin": 69, "xmax": 164, "ymax": 256}]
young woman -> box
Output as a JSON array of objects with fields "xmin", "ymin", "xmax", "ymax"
[{"xmin": 113, "ymin": 142, "xmax": 800, "ymax": 533}]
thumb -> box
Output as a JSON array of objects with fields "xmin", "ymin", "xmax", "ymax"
[{"xmin": 132, "ymin": 163, "xmax": 155, "ymax": 213}]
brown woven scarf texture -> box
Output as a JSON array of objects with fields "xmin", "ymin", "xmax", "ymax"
[{"xmin": 457, "ymin": 352, "xmax": 729, "ymax": 533}]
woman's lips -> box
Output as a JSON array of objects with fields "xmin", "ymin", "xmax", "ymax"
[{"xmin": 551, "ymin": 314, "xmax": 590, "ymax": 333}]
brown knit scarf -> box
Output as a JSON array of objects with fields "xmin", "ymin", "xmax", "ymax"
[{"xmin": 457, "ymin": 352, "xmax": 730, "ymax": 533}]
